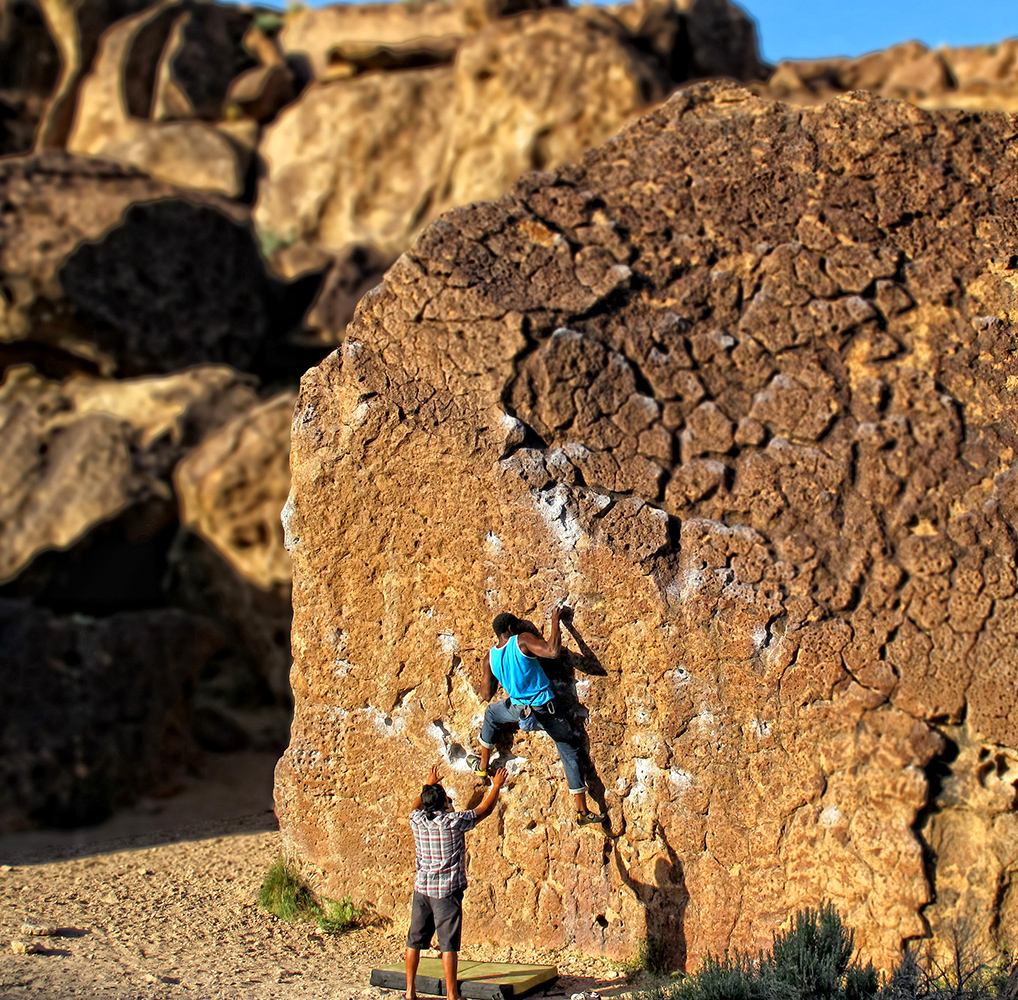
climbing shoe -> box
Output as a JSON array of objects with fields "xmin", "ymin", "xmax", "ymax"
[
  {"xmin": 465, "ymin": 755, "xmax": 488, "ymax": 778},
  {"xmin": 576, "ymin": 810, "xmax": 606, "ymax": 827}
]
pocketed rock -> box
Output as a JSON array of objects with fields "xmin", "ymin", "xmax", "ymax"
[
  {"xmin": 0, "ymin": 153, "xmax": 267, "ymax": 375},
  {"xmin": 278, "ymin": 82, "xmax": 1018, "ymax": 971}
]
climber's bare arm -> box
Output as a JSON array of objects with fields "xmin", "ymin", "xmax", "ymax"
[
  {"xmin": 516, "ymin": 607, "xmax": 567, "ymax": 659},
  {"xmin": 474, "ymin": 768, "xmax": 508, "ymax": 820},
  {"xmin": 481, "ymin": 653, "xmax": 496, "ymax": 701}
]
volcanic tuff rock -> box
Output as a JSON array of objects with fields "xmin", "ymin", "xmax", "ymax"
[
  {"xmin": 0, "ymin": 599, "xmax": 222, "ymax": 830},
  {"xmin": 64, "ymin": 1, "xmax": 247, "ymax": 196},
  {"xmin": 278, "ymin": 0, "xmax": 566, "ymax": 81},
  {"xmin": 279, "ymin": 82, "xmax": 1018, "ymax": 970},
  {"xmin": 0, "ymin": 153, "xmax": 315, "ymax": 379}
]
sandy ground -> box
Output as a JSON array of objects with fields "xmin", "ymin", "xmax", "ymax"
[{"xmin": 0, "ymin": 753, "xmax": 639, "ymax": 1000}]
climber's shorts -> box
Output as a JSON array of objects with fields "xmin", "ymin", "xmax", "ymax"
[{"xmin": 407, "ymin": 888, "xmax": 464, "ymax": 952}]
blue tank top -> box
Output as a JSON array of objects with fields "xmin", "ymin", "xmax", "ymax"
[{"xmin": 489, "ymin": 635, "xmax": 554, "ymax": 707}]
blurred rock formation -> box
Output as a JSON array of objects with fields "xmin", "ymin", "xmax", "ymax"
[
  {"xmin": 0, "ymin": 599, "xmax": 223, "ymax": 830},
  {"xmin": 757, "ymin": 38, "xmax": 1018, "ymax": 112},
  {"xmin": 0, "ymin": 0, "xmax": 771, "ymax": 830}
]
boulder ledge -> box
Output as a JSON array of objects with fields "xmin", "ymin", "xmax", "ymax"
[{"xmin": 278, "ymin": 83, "xmax": 1018, "ymax": 968}]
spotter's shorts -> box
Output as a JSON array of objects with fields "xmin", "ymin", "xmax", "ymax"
[{"xmin": 407, "ymin": 889, "xmax": 464, "ymax": 952}]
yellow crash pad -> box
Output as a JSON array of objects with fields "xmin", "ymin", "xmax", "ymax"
[{"xmin": 370, "ymin": 958, "xmax": 558, "ymax": 998}]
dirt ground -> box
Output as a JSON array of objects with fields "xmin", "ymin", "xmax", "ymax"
[{"xmin": 0, "ymin": 753, "xmax": 639, "ymax": 1000}]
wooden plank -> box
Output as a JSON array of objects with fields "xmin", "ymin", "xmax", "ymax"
[{"xmin": 370, "ymin": 958, "xmax": 558, "ymax": 999}]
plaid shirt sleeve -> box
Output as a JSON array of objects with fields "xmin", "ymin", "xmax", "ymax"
[{"xmin": 449, "ymin": 809, "xmax": 479, "ymax": 833}]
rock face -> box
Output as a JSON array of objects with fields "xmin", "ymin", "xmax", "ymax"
[
  {"xmin": 279, "ymin": 83, "xmax": 1018, "ymax": 970},
  {"xmin": 0, "ymin": 599, "xmax": 222, "ymax": 830},
  {"xmin": 0, "ymin": 153, "xmax": 178, "ymax": 357},
  {"xmin": 0, "ymin": 153, "xmax": 314, "ymax": 380},
  {"xmin": 64, "ymin": 1, "xmax": 247, "ymax": 196}
]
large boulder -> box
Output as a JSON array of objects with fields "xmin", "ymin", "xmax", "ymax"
[
  {"xmin": 254, "ymin": 65, "xmax": 457, "ymax": 274},
  {"xmin": 0, "ymin": 599, "xmax": 222, "ymax": 830},
  {"xmin": 0, "ymin": 153, "xmax": 314, "ymax": 379},
  {"xmin": 278, "ymin": 83, "xmax": 1018, "ymax": 970},
  {"xmin": 255, "ymin": 5, "xmax": 669, "ymax": 272},
  {"xmin": 0, "ymin": 154, "xmax": 212, "ymax": 364},
  {"xmin": 278, "ymin": 0, "xmax": 565, "ymax": 81},
  {"xmin": 172, "ymin": 391, "xmax": 296, "ymax": 704},
  {"xmin": 611, "ymin": 0, "xmax": 768, "ymax": 83},
  {"xmin": 58, "ymin": 198, "xmax": 286, "ymax": 376},
  {"xmin": 32, "ymin": 0, "xmax": 159, "ymax": 149}
]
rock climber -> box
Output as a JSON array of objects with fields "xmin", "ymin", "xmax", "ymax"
[
  {"xmin": 467, "ymin": 607, "xmax": 605, "ymax": 827},
  {"xmin": 406, "ymin": 763, "xmax": 508, "ymax": 1000}
]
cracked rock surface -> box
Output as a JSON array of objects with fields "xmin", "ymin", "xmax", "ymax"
[{"xmin": 280, "ymin": 82, "xmax": 1018, "ymax": 968}]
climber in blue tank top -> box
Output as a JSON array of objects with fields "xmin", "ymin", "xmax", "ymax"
[{"xmin": 466, "ymin": 607, "xmax": 605, "ymax": 827}]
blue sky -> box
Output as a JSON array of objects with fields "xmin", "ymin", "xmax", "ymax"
[
  {"xmin": 741, "ymin": 0, "xmax": 1017, "ymax": 63},
  {"xmin": 259, "ymin": 0, "xmax": 1016, "ymax": 64}
]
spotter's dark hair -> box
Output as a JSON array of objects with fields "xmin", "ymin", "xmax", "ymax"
[
  {"xmin": 492, "ymin": 613, "xmax": 518, "ymax": 637},
  {"xmin": 421, "ymin": 784, "xmax": 449, "ymax": 819}
]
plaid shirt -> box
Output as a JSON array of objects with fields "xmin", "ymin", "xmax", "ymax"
[{"xmin": 410, "ymin": 808, "xmax": 479, "ymax": 898}]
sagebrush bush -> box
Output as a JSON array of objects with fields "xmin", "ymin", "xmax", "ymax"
[
  {"xmin": 766, "ymin": 903, "xmax": 866, "ymax": 999},
  {"xmin": 257, "ymin": 858, "xmax": 360, "ymax": 934},
  {"xmin": 633, "ymin": 902, "xmax": 878, "ymax": 1000},
  {"xmin": 631, "ymin": 906, "xmax": 1018, "ymax": 1000}
]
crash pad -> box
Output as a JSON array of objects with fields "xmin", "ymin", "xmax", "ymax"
[{"xmin": 370, "ymin": 958, "xmax": 558, "ymax": 999}]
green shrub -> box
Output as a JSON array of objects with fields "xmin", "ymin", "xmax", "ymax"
[
  {"xmin": 257, "ymin": 858, "xmax": 360, "ymax": 934},
  {"xmin": 766, "ymin": 903, "xmax": 866, "ymax": 999},
  {"xmin": 616, "ymin": 937, "xmax": 672, "ymax": 980},
  {"xmin": 669, "ymin": 952, "xmax": 772, "ymax": 1000},
  {"xmin": 631, "ymin": 903, "xmax": 878, "ymax": 1000},
  {"xmin": 253, "ymin": 11, "xmax": 283, "ymax": 34}
]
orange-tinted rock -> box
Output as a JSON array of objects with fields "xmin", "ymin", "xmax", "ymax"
[
  {"xmin": 278, "ymin": 0, "xmax": 565, "ymax": 81},
  {"xmin": 278, "ymin": 83, "xmax": 1018, "ymax": 970},
  {"xmin": 0, "ymin": 364, "xmax": 257, "ymax": 585}
]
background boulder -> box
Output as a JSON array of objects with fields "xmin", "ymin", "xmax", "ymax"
[{"xmin": 278, "ymin": 83, "xmax": 1018, "ymax": 969}]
